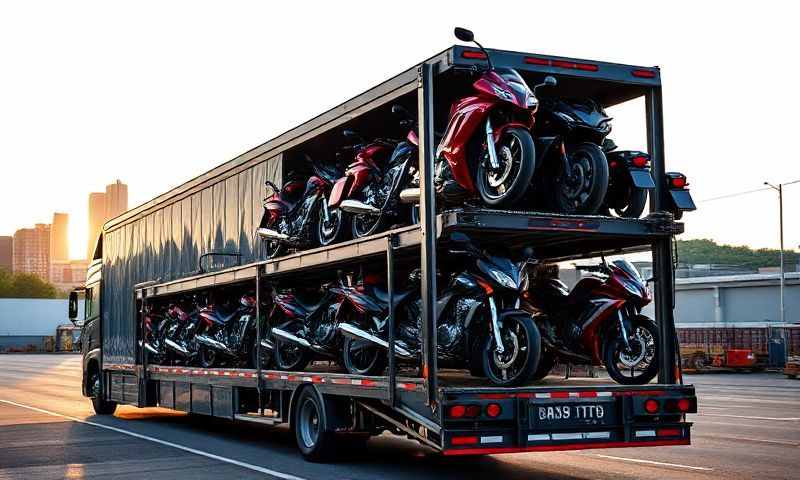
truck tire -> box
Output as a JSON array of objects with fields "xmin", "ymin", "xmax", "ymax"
[
  {"xmin": 89, "ymin": 370, "xmax": 117, "ymax": 415},
  {"xmin": 293, "ymin": 387, "xmax": 336, "ymax": 462}
]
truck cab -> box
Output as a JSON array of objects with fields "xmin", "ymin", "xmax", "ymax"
[{"xmin": 69, "ymin": 259, "xmax": 104, "ymax": 400}]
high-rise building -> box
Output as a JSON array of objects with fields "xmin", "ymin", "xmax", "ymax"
[
  {"xmin": 87, "ymin": 192, "xmax": 106, "ymax": 260},
  {"xmin": 0, "ymin": 236, "xmax": 12, "ymax": 272},
  {"xmin": 13, "ymin": 224, "xmax": 51, "ymax": 280},
  {"xmin": 50, "ymin": 212, "xmax": 69, "ymax": 262},
  {"xmin": 105, "ymin": 179, "xmax": 128, "ymax": 220},
  {"xmin": 87, "ymin": 180, "xmax": 128, "ymax": 260}
]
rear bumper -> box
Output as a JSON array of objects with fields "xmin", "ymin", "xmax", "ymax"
[{"xmin": 443, "ymin": 438, "xmax": 690, "ymax": 456}]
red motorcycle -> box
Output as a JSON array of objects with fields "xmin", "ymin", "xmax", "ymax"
[
  {"xmin": 256, "ymin": 157, "xmax": 342, "ymax": 258},
  {"xmin": 522, "ymin": 260, "xmax": 659, "ymax": 385},
  {"xmin": 326, "ymin": 105, "xmax": 420, "ymax": 240},
  {"xmin": 426, "ymin": 28, "xmax": 545, "ymax": 207}
]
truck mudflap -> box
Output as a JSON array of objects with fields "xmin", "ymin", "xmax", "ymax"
[{"xmin": 440, "ymin": 386, "xmax": 696, "ymax": 455}]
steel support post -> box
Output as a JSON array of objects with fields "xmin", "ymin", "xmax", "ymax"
[
  {"xmin": 646, "ymin": 86, "xmax": 677, "ymax": 384},
  {"xmin": 418, "ymin": 62, "xmax": 438, "ymax": 408},
  {"xmin": 387, "ymin": 235, "xmax": 397, "ymax": 408},
  {"xmin": 255, "ymin": 265, "xmax": 263, "ymax": 415}
]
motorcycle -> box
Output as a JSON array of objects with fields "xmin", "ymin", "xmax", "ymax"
[
  {"xmin": 522, "ymin": 260, "xmax": 659, "ymax": 385},
  {"xmin": 329, "ymin": 105, "xmax": 420, "ymax": 240},
  {"xmin": 664, "ymin": 172, "xmax": 696, "ymax": 220},
  {"xmin": 600, "ymin": 139, "xmax": 655, "ymax": 218},
  {"xmin": 425, "ymin": 27, "xmax": 543, "ymax": 208},
  {"xmin": 194, "ymin": 293, "xmax": 264, "ymax": 368},
  {"xmin": 256, "ymin": 156, "xmax": 342, "ymax": 258},
  {"xmin": 141, "ymin": 304, "xmax": 169, "ymax": 364},
  {"xmin": 268, "ymin": 282, "xmax": 347, "ymax": 371},
  {"xmin": 533, "ymin": 97, "xmax": 611, "ymax": 214},
  {"xmin": 338, "ymin": 233, "xmax": 541, "ymax": 386}
]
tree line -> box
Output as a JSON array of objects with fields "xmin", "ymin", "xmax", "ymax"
[
  {"xmin": 0, "ymin": 269, "xmax": 63, "ymax": 298},
  {"xmin": 677, "ymin": 239, "xmax": 799, "ymax": 270}
]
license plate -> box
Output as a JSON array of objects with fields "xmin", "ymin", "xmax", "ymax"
[{"xmin": 531, "ymin": 401, "xmax": 616, "ymax": 428}]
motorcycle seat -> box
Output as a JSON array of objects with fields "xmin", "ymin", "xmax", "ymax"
[
  {"xmin": 294, "ymin": 297, "xmax": 328, "ymax": 314},
  {"xmin": 371, "ymin": 287, "xmax": 413, "ymax": 306}
]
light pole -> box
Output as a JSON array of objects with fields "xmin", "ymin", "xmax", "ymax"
[{"xmin": 764, "ymin": 181, "xmax": 785, "ymax": 327}]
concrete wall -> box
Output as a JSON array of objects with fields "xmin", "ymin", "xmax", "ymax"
[
  {"xmin": 642, "ymin": 272, "xmax": 800, "ymax": 327},
  {"xmin": 0, "ymin": 298, "xmax": 82, "ymax": 335}
]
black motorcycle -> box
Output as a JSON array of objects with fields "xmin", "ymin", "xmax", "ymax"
[
  {"xmin": 268, "ymin": 283, "xmax": 347, "ymax": 371},
  {"xmin": 256, "ymin": 157, "xmax": 342, "ymax": 259},
  {"xmin": 600, "ymin": 139, "xmax": 655, "ymax": 218},
  {"xmin": 338, "ymin": 233, "xmax": 541, "ymax": 386},
  {"xmin": 194, "ymin": 293, "xmax": 262, "ymax": 368},
  {"xmin": 534, "ymin": 97, "xmax": 611, "ymax": 214}
]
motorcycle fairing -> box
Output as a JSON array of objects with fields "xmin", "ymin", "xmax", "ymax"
[
  {"xmin": 577, "ymin": 296, "xmax": 626, "ymax": 364},
  {"xmin": 436, "ymin": 96, "xmax": 494, "ymax": 192},
  {"xmin": 328, "ymin": 177, "xmax": 351, "ymax": 208}
]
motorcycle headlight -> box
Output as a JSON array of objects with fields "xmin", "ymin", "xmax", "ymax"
[
  {"xmin": 486, "ymin": 267, "xmax": 518, "ymax": 291},
  {"xmin": 526, "ymin": 94, "xmax": 539, "ymax": 108}
]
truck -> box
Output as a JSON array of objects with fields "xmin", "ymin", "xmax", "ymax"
[{"xmin": 69, "ymin": 34, "xmax": 697, "ymax": 461}]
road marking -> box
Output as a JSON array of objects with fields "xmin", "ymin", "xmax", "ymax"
[
  {"xmin": 695, "ymin": 434, "xmax": 799, "ymax": 447},
  {"xmin": 698, "ymin": 413, "xmax": 800, "ymax": 421},
  {"xmin": 0, "ymin": 399, "xmax": 307, "ymax": 480},
  {"xmin": 593, "ymin": 454, "xmax": 713, "ymax": 471}
]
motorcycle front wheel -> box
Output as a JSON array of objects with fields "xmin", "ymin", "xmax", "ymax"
[
  {"xmin": 549, "ymin": 142, "xmax": 609, "ymax": 215},
  {"xmin": 342, "ymin": 337, "xmax": 388, "ymax": 376},
  {"xmin": 476, "ymin": 127, "xmax": 535, "ymax": 207},
  {"xmin": 481, "ymin": 314, "xmax": 541, "ymax": 386},
  {"xmin": 603, "ymin": 315, "xmax": 659, "ymax": 385}
]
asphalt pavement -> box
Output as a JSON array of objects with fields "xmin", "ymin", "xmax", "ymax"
[{"xmin": 0, "ymin": 354, "xmax": 797, "ymax": 479}]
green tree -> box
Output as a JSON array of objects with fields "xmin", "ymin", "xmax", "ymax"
[
  {"xmin": 0, "ymin": 270, "xmax": 59, "ymax": 298},
  {"xmin": 677, "ymin": 239, "xmax": 799, "ymax": 270}
]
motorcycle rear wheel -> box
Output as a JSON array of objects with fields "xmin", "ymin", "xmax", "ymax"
[
  {"xmin": 274, "ymin": 326, "xmax": 312, "ymax": 372},
  {"xmin": 603, "ymin": 175, "xmax": 648, "ymax": 218},
  {"xmin": 317, "ymin": 207, "xmax": 348, "ymax": 247},
  {"xmin": 481, "ymin": 314, "xmax": 541, "ymax": 387},
  {"xmin": 342, "ymin": 337, "xmax": 388, "ymax": 376},
  {"xmin": 604, "ymin": 315, "xmax": 659, "ymax": 385},
  {"xmin": 476, "ymin": 127, "xmax": 535, "ymax": 207},
  {"xmin": 549, "ymin": 142, "xmax": 609, "ymax": 215},
  {"xmin": 262, "ymin": 238, "xmax": 285, "ymax": 259}
]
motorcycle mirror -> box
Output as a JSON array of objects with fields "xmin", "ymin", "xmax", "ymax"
[
  {"xmin": 543, "ymin": 75, "xmax": 557, "ymax": 87},
  {"xmin": 454, "ymin": 27, "xmax": 474, "ymax": 42}
]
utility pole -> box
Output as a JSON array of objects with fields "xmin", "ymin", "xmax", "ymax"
[{"xmin": 764, "ymin": 182, "xmax": 785, "ymax": 327}]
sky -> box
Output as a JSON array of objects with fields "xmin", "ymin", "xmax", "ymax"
[{"xmin": 1, "ymin": 1, "xmax": 798, "ymax": 260}]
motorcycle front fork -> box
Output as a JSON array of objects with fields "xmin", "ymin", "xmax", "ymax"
[
  {"xmin": 617, "ymin": 310, "xmax": 632, "ymax": 351},
  {"xmin": 320, "ymin": 196, "xmax": 332, "ymax": 224},
  {"xmin": 485, "ymin": 118, "xmax": 501, "ymax": 171},
  {"xmin": 488, "ymin": 297, "xmax": 504, "ymax": 354}
]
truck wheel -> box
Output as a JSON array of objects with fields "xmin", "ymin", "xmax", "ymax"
[
  {"xmin": 294, "ymin": 388, "xmax": 336, "ymax": 462},
  {"xmin": 89, "ymin": 370, "xmax": 117, "ymax": 415}
]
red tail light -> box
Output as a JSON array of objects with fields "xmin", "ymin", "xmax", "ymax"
[
  {"xmin": 525, "ymin": 56, "xmax": 598, "ymax": 72},
  {"xmin": 451, "ymin": 436, "xmax": 479, "ymax": 445},
  {"xmin": 657, "ymin": 428, "xmax": 682, "ymax": 437},
  {"xmin": 677, "ymin": 398, "xmax": 691, "ymax": 412},
  {"xmin": 644, "ymin": 398, "xmax": 660, "ymax": 414},
  {"xmin": 671, "ymin": 176, "xmax": 687, "ymax": 188},
  {"xmin": 632, "ymin": 69, "xmax": 657, "ymax": 78},
  {"xmin": 486, "ymin": 403, "xmax": 502, "ymax": 418},
  {"xmin": 462, "ymin": 50, "xmax": 487, "ymax": 60},
  {"xmin": 632, "ymin": 156, "xmax": 648, "ymax": 168},
  {"xmin": 449, "ymin": 405, "xmax": 466, "ymax": 418}
]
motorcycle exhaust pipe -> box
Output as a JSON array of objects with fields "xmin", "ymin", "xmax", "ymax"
[
  {"xmin": 339, "ymin": 199, "xmax": 381, "ymax": 215},
  {"xmin": 164, "ymin": 338, "xmax": 190, "ymax": 356},
  {"xmin": 399, "ymin": 188, "xmax": 420, "ymax": 204},
  {"xmin": 195, "ymin": 334, "xmax": 235, "ymax": 356},
  {"xmin": 338, "ymin": 323, "xmax": 414, "ymax": 359},
  {"xmin": 259, "ymin": 339, "xmax": 274, "ymax": 351},
  {"xmin": 139, "ymin": 340, "xmax": 160, "ymax": 356},
  {"xmin": 256, "ymin": 228, "xmax": 290, "ymax": 241},
  {"xmin": 271, "ymin": 328, "xmax": 311, "ymax": 349}
]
